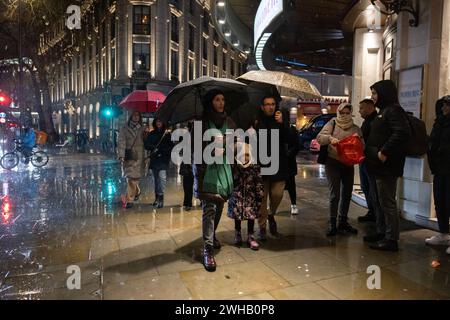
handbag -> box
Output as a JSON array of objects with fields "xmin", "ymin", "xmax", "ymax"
[
  {"xmin": 317, "ymin": 120, "xmax": 336, "ymax": 165},
  {"xmin": 124, "ymin": 132, "xmax": 139, "ymax": 161}
]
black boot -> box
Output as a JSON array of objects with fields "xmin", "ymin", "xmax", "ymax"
[
  {"xmin": 268, "ymin": 215, "xmax": 278, "ymax": 235},
  {"xmin": 326, "ymin": 218, "xmax": 337, "ymax": 237},
  {"xmin": 157, "ymin": 194, "xmax": 164, "ymax": 208},
  {"xmin": 213, "ymin": 236, "xmax": 221, "ymax": 249},
  {"xmin": 337, "ymin": 218, "xmax": 358, "ymax": 235},
  {"xmin": 152, "ymin": 193, "xmax": 158, "ymax": 206},
  {"xmin": 203, "ymin": 245, "xmax": 216, "ymax": 272},
  {"xmin": 369, "ymin": 239, "xmax": 398, "ymax": 252},
  {"xmin": 358, "ymin": 211, "xmax": 376, "ymax": 223}
]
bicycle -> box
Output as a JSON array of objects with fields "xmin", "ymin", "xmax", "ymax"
[{"xmin": 0, "ymin": 139, "xmax": 49, "ymax": 170}]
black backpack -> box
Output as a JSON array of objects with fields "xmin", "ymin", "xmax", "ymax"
[{"xmin": 404, "ymin": 113, "xmax": 428, "ymax": 156}]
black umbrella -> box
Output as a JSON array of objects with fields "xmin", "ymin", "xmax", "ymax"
[
  {"xmin": 229, "ymin": 81, "xmax": 282, "ymax": 130},
  {"xmin": 156, "ymin": 76, "xmax": 248, "ymax": 125}
]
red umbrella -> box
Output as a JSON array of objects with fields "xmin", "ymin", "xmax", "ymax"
[{"xmin": 119, "ymin": 90, "xmax": 166, "ymax": 113}]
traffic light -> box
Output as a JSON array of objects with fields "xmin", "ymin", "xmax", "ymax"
[
  {"xmin": 0, "ymin": 92, "xmax": 12, "ymax": 108},
  {"xmin": 101, "ymin": 105, "xmax": 123, "ymax": 118}
]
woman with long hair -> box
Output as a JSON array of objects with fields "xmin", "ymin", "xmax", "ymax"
[
  {"xmin": 118, "ymin": 111, "xmax": 145, "ymax": 209},
  {"xmin": 192, "ymin": 89, "xmax": 237, "ymax": 272}
]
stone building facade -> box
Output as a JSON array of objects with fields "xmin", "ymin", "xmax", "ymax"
[{"xmin": 39, "ymin": 0, "xmax": 248, "ymax": 138}]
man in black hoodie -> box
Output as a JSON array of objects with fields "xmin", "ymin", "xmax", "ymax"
[
  {"xmin": 255, "ymin": 95, "xmax": 290, "ymax": 240},
  {"xmin": 425, "ymin": 96, "xmax": 450, "ymax": 253},
  {"xmin": 365, "ymin": 80, "xmax": 411, "ymax": 252}
]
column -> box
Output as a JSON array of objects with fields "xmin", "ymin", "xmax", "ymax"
[{"xmin": 155, "ymin": 0, "xmax": 169, "ymax": 80}]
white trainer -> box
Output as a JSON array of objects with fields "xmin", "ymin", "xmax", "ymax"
[
  {"xmin": 425, "ymin": 233, "xmax": 450, "ymax": 246},
  {"xmin": 447, "ymin": 246, "xmax": 450, "ymax": 255},
  {"xmin": 291, "ymin": 204, "xmax": 298, "ymax": 215}
]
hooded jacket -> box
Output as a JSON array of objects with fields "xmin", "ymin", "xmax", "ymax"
[
  {"xmin": 427, "ymin": 97, "xmax": 450, "ymax": 175},
  {"xmin": 365, "ymin": 80, "xmax": 411, "ymax": 177}
]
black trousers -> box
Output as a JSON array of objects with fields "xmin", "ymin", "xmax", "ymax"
[
  {"xmin": 182, "ymin": 174, "xmax": 194, "ymax": 207},
  {"xmin": 434, "ymin": 174, "xmax": 450, "ymax": 234},
  {"xmin": 235, "ymin": 219, "xmax": 255, "ymax": 234},
  {"xmin": 285, "ymin": 175, "xmax": 297, "ymax": 205},
  {"xmin": 325, "ymin": 158, "xmax": 354, "ymax": 221}
]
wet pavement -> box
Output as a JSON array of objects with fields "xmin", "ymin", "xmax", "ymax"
[{"xmin": 0, "ymin": 151, "xmax": 449, "ymax": 300}]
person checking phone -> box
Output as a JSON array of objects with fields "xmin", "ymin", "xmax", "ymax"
[{"xmin": 253, "ymin": 96, "xmax": 291, "ymax": 241}]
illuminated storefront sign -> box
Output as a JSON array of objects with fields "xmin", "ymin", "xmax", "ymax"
[{"xmin": 254, "ymin": 0, "xmax": 283, "ymax": 47}]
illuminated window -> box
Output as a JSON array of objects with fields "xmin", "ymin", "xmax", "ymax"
[
  {"xmin": 133, "ymin": 6, "xmax": 151, "ymax": 35},
  {"xmin": 133, "ymin": 43, "xmax": 150, "ymax": 71}
]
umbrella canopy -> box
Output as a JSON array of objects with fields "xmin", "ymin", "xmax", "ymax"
[
  {"xmin": 237, "ymin": 70, "xmax": 322, "ymax": 100},
  {"xmin": 157, "ymin": 76, "xmax": 248, "ymax": 125},
  {"xmin": 119, "ymin": 90, "xmax": 166, "ymax": 113}
]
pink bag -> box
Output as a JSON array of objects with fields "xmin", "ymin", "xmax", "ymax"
[{"xmin": 336, "ymin": 134, "xmax": 365, "ymax": 166}]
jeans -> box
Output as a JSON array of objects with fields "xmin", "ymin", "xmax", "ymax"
[
  {"xmin": 152, "ymin": 169, "xmax": 167, "ymax": 196},
  {"xmin": 433, "ymin": 174, "xmax": 450, "ymax": 234},
  {"xmin": 202, "ymin": 200, "xmax": 224, "ymax": 247},
  {"xmin": 325, "ymin": 158, "xmax": 354, "ymax": 221},
  {"xmin": 359, "ymin": 162, "xmax": 375, "ymax": 214},
  {"xmin": 375, "ymin": 176, "xmax": 399, "ymax": 241},
  {"xmin": 182, "ymin": 175, "xmax": 194, "ymax": 207}
]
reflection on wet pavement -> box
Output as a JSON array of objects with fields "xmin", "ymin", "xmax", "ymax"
[{"xmin": 0, "ymin": 152, "xmax": 449, "ymax": 300}]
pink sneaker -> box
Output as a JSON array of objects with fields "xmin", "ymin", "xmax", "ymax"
[{"xmin": 247, "ymin": 234, "xmax": 260, "ymax": 251}]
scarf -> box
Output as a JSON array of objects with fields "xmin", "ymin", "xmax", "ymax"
[
  {"xmin": 129, "ymin": 120, "xmax": 141, "ymax": 133},
  {"xmin": 335, "ymin": 103, "xmax": 354, "ymax": 130},
  {"xmin": 202, "ymin": 121, "xmax": 234, "ymax": 198}
]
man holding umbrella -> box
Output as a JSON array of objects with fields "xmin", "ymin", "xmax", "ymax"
[{"xmin": 254, "ymin": 95, "xmax": 291, "ymax": 240}]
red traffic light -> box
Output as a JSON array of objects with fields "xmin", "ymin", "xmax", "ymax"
[{"xmin": 0, "ymin": 92, "xmax": 12, "ymax": 106}]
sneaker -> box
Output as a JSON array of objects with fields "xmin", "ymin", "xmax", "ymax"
[
  {"xmin": 447, "ymin": 246, "xmax": 450, "ymax": 255},
  {"xmin": 234, "ymin": 230, "xmax": 243, "ymax": 246},
  {"xmin": 247, "ymin": 234, "xmax": 260, "ymax": 251},
  {"xmin": 425, "ymin": 233, "xmax": 450, "ymax": 246},
  {"xmin": 183, "ymin": 206, "xmax": 192, "ymax": 211},
  {"xmin": 258, "ymin": 228, "xmax": 267, "ymax": 241},
  {"xmin": 291, "ymin": 204, "xmax": 298, "ymax": 215},
  {"xmin": 134, "ymin": 190, "xmax": 141, "ymax": 202}
]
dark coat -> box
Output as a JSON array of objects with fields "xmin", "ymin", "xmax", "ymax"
[
  {"xmin": 365, "ymin": 80, "xmax": 412, "ymax": 177},
  {"xmin": 144, "ymin": 128, "xmax": 173, "ymax": 171},
  {"xmin": 192, "ymin": 117, "xmax": 237, "ymax": 203},
  {"xmin": 254, "ymin": 109, "xmax": 291, "ymax": 182},
  {"xmin": 428, "ymin": 98, "xmax": 450, "ymax": 175},
  {"xmin": 286, "ymin": 125, "xmax": 300, "ymax": 176},
  {"xmin": 361, "ymin": 110, "xmax": 378, "ymax": 142}
]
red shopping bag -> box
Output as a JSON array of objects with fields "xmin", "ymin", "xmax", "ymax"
[{"xmin": 336, "ymin": 134, "xmax": 365, "ymax": 166}]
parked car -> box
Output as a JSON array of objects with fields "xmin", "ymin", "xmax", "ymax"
[
  {"xmin": 310, "ymin": 138, "xmax": 321, "ymax": 153},
  {"xmin": 298, "ymin": 113, "xmax": 336, "ymax": 150}
]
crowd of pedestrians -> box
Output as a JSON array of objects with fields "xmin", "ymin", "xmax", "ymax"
[{"xmin": 116, "ymin": 79, "xmax": 450, "ymax": 272}]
